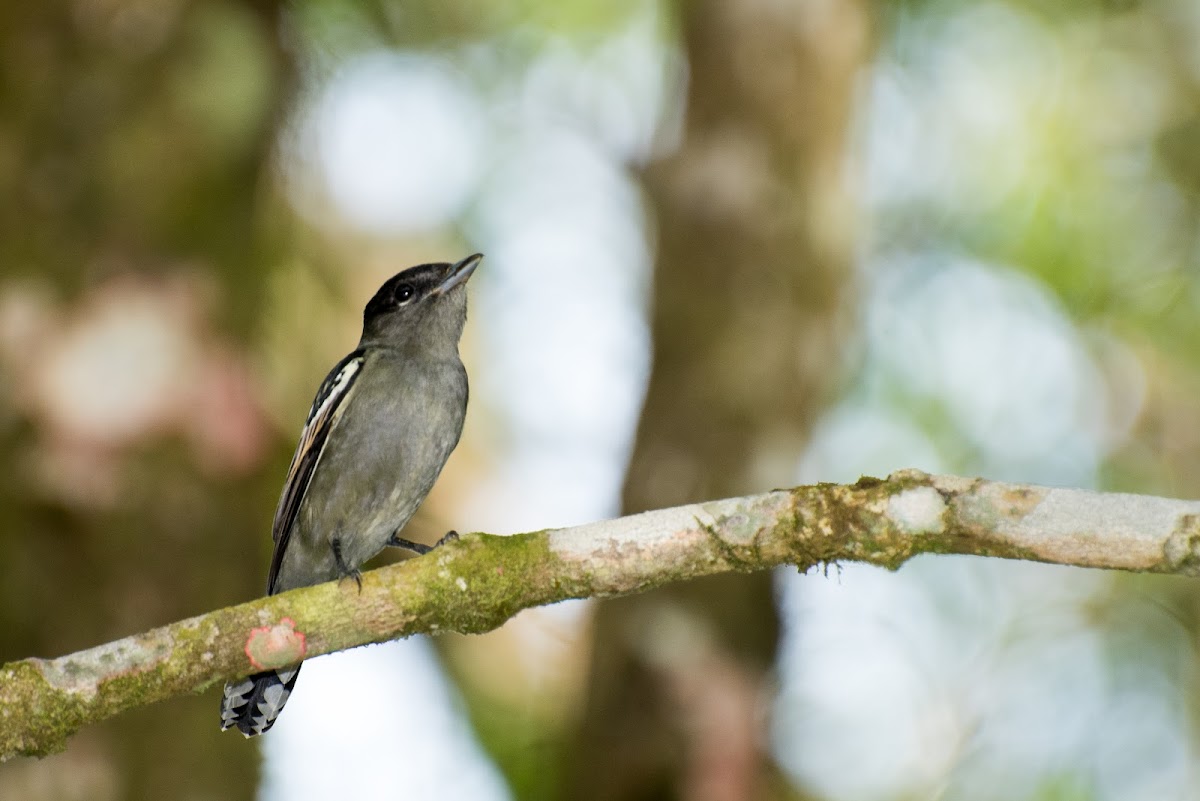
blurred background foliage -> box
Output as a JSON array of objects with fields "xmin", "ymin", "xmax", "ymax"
[{"xmin": 1, "ymin": 0, "xmax": 1199, "ymax": 800}]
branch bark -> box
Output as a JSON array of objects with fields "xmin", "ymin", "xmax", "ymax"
[{"xmin": 4, "ymin": 468, "xmax": 1199, "ymax": 762}]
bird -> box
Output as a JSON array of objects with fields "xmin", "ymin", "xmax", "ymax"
[{"xmin": 220, "ymin": 253, "xmax": 482, "ymax": 737}]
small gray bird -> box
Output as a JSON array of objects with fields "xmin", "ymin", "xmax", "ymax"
[{"xmin": 220, "ymin": 253, "xmax": 481, "ymax": 737}]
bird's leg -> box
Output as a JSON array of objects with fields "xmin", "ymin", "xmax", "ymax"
[
  {"xmin": 386, "ymin": 536, "xmax": 431, "ymax": 555},
  {"xmin": 331, "ymin": 537, "xmax": 362, "ymax": 591},
  {"xmin": 387, "ymin": 529, "xmax": 459, "ymax": 556}
]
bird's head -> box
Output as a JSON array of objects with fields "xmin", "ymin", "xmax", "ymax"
[{"xmin": 360, "ymin": 253, "xmax": 482, "ymax": 351}]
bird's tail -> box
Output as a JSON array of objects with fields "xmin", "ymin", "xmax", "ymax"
[{"xmin": 219, "ymin": 664, "xmax": 302, "ymax": 737}]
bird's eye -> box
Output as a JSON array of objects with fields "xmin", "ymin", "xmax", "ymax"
[{"xmin": 395, "ymin": 284, "xmax": 416, "ymax": 304}]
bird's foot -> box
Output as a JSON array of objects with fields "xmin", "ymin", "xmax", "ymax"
[
  {"xmin": 338, "ymin": 570, "xmax": 363, "ymax": 592},
  {"xmin": 331, "ymin": 538, "xmax": 363, "ymax": 592}
]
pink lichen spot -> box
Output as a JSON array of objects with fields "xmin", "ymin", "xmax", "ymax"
[{"xmin": 244, "ymin": 617, "xmax": 307, "ymax": 671}]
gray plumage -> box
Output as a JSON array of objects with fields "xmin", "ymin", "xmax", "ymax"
[{"xmin": 220, "ymin": 254, "xmax": 480, "ymax": 737}]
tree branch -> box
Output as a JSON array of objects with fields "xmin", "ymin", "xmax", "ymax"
[{"xmin": 4, "ymin": 469, "xmax": 1199, "ymax": 761}]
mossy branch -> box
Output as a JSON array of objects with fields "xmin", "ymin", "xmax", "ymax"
[{"xmin": 5, "ymin": 469, "xmax": 1200, "ymax": 761}]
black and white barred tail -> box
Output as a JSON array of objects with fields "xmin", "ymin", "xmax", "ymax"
[{"xmin": 220, "ymin": 665, "xmax": 301, "ymax": 737}]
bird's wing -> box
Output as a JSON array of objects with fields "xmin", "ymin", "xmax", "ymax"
[{"xmin": 266, "ymin": 350, "xmax": 366, "ymax": 594}]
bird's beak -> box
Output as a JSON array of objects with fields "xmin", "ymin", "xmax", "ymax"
[{"xmin": 436, "ymin": 253, "xmax": 483, "ymax": 295}]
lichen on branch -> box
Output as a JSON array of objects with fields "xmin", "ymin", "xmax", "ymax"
[{"xmin": 3, "ymin": 469, "xmax": 1199, "ymax": 761}]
